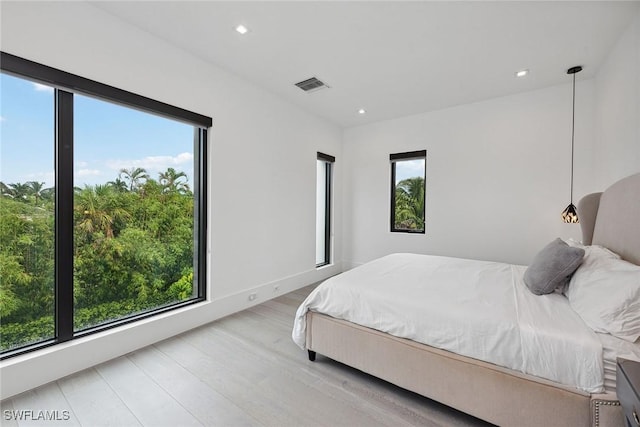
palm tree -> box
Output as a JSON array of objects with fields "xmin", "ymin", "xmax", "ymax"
[
  {"xmin": 119, "ymin": 167, "xmax": 149, "ymax": 192},
  {"xmin": 394, "ymin": 177, "xmax": 425, "ymax": 230},
  {"xmin": 7, "ymin": 183, "xmax": 31, "ymax": 201},
  {"xmin": 107, "ymin": 177, "xmax": 128, "ymax": 193},
  {"xmin": 40, "ymin": 187, "xmax": 55, "ymax": 203},
  {"xmin": 159, "ymin": 168, "xmax": 189, "ymax": 194},
  {"xmin": 27, "ymin": 181, "xmax": 45, "ymax": 205},
  {"xmin": 0, "ymin": 182, "xmax": 11, "ymax": 197},
  {"xmin": 74, "ymin": 185, "xmax": 130, "ymax": 239}
]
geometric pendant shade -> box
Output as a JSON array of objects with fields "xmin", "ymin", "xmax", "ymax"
[{"xmin": 561, "ymin": 203, "xmax": 579, "ymax": 223}]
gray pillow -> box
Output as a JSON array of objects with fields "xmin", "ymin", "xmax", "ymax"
[{"xmin": 524, "ymin": 238, "xmax": 585, "ymax": 295}]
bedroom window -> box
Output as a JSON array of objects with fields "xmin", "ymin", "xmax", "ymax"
[
  {"xmin": 390, "ymin": 150, "xmax": 426, "ymax": 233},
  {"xmin": 316, "ymin": 152, "xmax": 335, "ymax": 267},
  {"xmin": 0, "ymin": 52, "xmax": 211, "ymax": 358}
]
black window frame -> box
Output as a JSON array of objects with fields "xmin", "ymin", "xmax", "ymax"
[
  {"xmin": 390, "ymin": 150, "xmax": 426, "ymax": 234},
  {"xmin": 0, "ymin": 52, "xmax": 211, "ymax": 359},
  {"xmin": 316, "ymin": 152, "xmax": 335, "ymax": 268}
]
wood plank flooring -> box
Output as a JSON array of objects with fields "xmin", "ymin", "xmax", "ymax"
[{"xmin": 1, "ymin": 285, "xmax": 491, "ymax": 427}]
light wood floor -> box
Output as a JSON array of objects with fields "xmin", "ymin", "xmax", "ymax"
[{"xmin": 1, "ymin": 285, "xmax": 491, "ymax": 427}]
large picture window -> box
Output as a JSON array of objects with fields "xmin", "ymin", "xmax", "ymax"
[
  {"xmin": 390, "ymin": 150, "xmax": 426, "ymax": 233},
  {"xmin": 0, "ymin": 52, "xmax": 210, "ymax": 357}
]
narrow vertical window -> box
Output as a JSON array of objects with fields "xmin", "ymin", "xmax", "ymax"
[
  {"xmin": 390, "ymin": 150, "xmax": 426, "ymax": 233},
  {"xmin": 316, "ymin": 152, "xmax": 335, "ymax": 267}
]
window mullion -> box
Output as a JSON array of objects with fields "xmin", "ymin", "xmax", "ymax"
[
  {"xmin": 390, "ymin": 162, "xmax": 397, "ymax": 232},
  {"xmin": 55, "ymin": 89, "xmax": 74, "ymax": 342}
]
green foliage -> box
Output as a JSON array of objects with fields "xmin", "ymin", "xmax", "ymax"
[
  {"xmin": 0, "ymin": 197, "xmax": 55, "ymax": 325},
  {"xmin": 73, "ymin": 297, "xmax": 172, "ymax": 331},
  {"xmin": 0, "ymin": 168, "xmax": 196, "ymax": 353},
  {"xmin": 168, "ymin": 270, "xmax": 195, "ymax": 301},
  {"xmin": 0, "ymin": 316, "xmax": 54, "ymax": 350},
  {"xmin": 394, "ymin": 176, "xmax": 425, "ymax": 231},
  {"xmin": 0, "ymin": 252, "xmax": 31, "ymax": 318}
]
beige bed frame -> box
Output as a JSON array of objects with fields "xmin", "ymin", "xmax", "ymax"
[{"xmin": 305, "ymin": 172, "xmax": 640, "ymax": 427}]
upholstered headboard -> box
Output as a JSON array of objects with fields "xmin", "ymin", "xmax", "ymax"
[{"xmin": 578, "ymin": 172, "xmax": 640, "ymax": 265}]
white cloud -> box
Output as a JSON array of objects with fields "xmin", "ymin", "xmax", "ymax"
[
  {"xmin": 0, "ymin": 116, "xmax": 5, "ymax": 123},
  {"xmin": 76, "ymin": 161, "xmax": 89, "ymax": 168},
  {"xmin": 395, "ymin": 159, "xmax": 425, "ymax": 182},
  {"xmin": 33, "ymin": 83, "xmax": 54, "ymax": 93},
  {"xmin": 398, "ymin": 159, "xmax": 424, "ymax": 173},
  {"xmin": 106, "ymin": 152, "xmax": 193, "ymax": 173},
  {"xmin": 23, "ymin": 171, "xmax": 55, "ymax": 187},
  {"xmin": 77, "ymin": 169, "xmax": 102, "ymax": 177}
]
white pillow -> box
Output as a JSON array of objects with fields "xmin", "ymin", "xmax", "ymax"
[
  {"xmin": 558, "ymin": 242, "xmax": 619, "ymax": 294},
  {"xmin": 563, "ymin": 239, "xmax": 621, "ymax": 259},
  {"xmin": 567, "ymin": 252, "xmax": 640, "ymax": 343}
]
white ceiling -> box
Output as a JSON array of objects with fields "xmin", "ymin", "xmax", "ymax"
[{"xmin": 91, "ymin": 1, "xmax": 639, "ymax": 128}]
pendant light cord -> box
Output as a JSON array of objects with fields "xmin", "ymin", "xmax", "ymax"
[{"xmin": 570, "ymin": 72, "xmax": 576, "ymax": 204}]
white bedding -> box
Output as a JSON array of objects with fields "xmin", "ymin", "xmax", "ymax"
[
  {"xmin": 293, "ymin": 253, "xmax": 604, "ymax": 393},
  {"xmin": 598, "ymin": 333, "xmax": 640, "ymax": 392}
]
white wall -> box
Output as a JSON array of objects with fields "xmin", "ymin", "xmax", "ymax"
[
  {"xmin": 594, "ymin": 10, "xmax": 640, "ymax": 189},
  {"xmin": 342, "ymin": 81, "xmax": 596, "ymax": 268},
  {"xmin": 0, "ymin": 2, "xmax": 342, "ymax": 399},
  {"xmin": 340, "ymin": 8, "xmax": 640, "ymax": 272}
]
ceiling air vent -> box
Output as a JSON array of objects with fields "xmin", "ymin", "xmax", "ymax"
[{"xmin": 295, "ymin": 77, "xmax": 329, "ymax": 93}]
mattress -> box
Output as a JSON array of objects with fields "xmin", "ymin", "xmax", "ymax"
[
  {"xmin": 293, "ymin": 253, "xmax": 604, "ymax": 393},
  {"xmin": 598, "ymin": 332, "xmax": 640, "ymax": 392}
]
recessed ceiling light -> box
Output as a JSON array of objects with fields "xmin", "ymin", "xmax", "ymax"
[
  {"xmin": 358, "ymin": 109, "xmax": 366, "ymax": 115},
  {"xmin": 515, "ymin": 69, "xmax": 529, "ymax": 78},
  {"xmin": 235, "ymin": 25, "xmax": 249, "ymax": 35}
]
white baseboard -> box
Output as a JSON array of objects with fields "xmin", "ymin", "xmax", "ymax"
[
  {"xmin": 207, "ymin": 262, "xmax": 342, "ymax": 317},
  {"xmin": 0, "ymin": 262, "xmax": 343, "ymax": 400}
]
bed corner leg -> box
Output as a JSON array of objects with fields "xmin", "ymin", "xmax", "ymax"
[{"xmin": 308, "ymin": 350, "xmax": 316, "ymax": 361}]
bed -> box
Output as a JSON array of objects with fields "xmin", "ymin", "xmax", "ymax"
[{"xmin": 293, "ymin": 172, "xmax": 640, "ymax": 427}]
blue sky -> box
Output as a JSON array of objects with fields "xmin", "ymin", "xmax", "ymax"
[
  {"xmin": 1, "ymin": 72, "xmax": 423, "ymax": 191},
  {"xmin": 395, "ymin": 159, "xmax": 425, "ymax": 184},
  {"xmin": 1, "ymin": 73, "xmax": 194, "ymax": 189}
]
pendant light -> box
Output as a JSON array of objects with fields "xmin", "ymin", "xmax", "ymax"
[{"xmin": 561, "ymin": 65, "xmax": 582, "ymax": 223}]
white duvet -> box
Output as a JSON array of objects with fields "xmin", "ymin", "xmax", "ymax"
[{"xmin": 293, "ymin": 253, "xmax": 604, "ymax": 393}]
